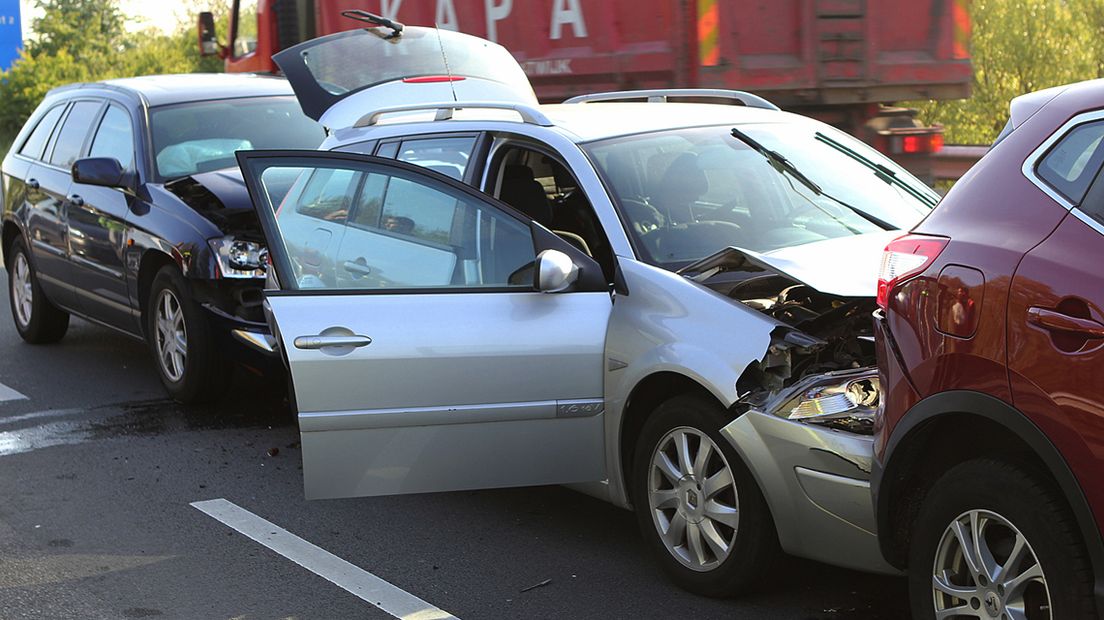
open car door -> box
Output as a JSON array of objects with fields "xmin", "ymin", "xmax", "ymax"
[
  {"xmin": 274, "ymin": 25, "xmax": 537, "ymax": 130},
  {"xmin": 237, "ymin": 151, "xmax": 611, "ymax": 499}
]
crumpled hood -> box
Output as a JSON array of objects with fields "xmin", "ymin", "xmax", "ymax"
[
  {"xmin": 681, "ymin": 230, "xmax": 899, "ymax": 298},
  {"xmin": 751, "ymin": 231, "xmax": 899, "ymax": 298},
  {"xmin": 164, "ymin": 167, "xmax": 253, "ymax": 213}
]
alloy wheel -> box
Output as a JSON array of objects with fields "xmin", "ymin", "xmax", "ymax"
[
  {"xmin": 932, "ymin": 509, "xmax": 1051, "ymax": 619},
  {"xmin": 648, "ymin": 426, "xmax": 740, "ymax": 572},
  {"xmin": 11, "ymin": 252, "xmax": 33, "ymax": 329},
  {"xmin": 154, "ymin": 289, "xmax": 188, "ymax": 383}
]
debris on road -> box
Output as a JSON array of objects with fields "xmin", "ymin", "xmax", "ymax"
[{"xmin": 520, "ymin": 579, "xmax": 552, "ymax": 593}]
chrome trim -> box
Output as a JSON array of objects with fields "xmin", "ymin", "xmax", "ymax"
[
  {"xmin": 299, "ymin": 399, "xmax": 602, "ymax": 433},
  {"xmin": 1072, "ymin": 207, "xmax": 1104, "ymax": 236},
  {"xmin": 1020, "ymin": 108, "xmax": 1104, "ymax": 210},
  {"xmin": 231, "ymin": 329, "xmax": 277, "ymax": 355},
  {"xmin": 556, "ymin": 399, "xmax": 604, "ymax": 418}
]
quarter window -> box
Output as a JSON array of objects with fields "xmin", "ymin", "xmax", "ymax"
[
  {"xmin": 395, "ymin": 137, "xmax": 476, "ymax": 180},
  {"xmin": 18, "ymin": 105, "xmax": 66, "ymax": 161},
  {"xmin": 89, "ymin": 105, "xmax": 136, "ymax": 171},
  {"xmin": 1037, "ymin": 120, "xmax": 1104, "ymax": 204},
  {"xmin": 49, "ymin": 101, "xmax": 103, "ymax": 169}
]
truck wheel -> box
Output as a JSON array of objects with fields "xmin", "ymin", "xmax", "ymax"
[
  {"xmin": 7, "ymin": 238, "xmax": 68, "ymax": 343},
  {"xmin": 632, "ymin": 393, "xmax": 779, "ymax": 597},
  {"xmin": 908, "ymin": 459, "xmax": 1096, "ymax": 620},
  {"xmin": 146, "ymin": 266, "xmax": 230, "ymax": 404}
]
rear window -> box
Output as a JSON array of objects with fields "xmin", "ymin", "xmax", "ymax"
[
  {"xmin": 1037, "ymin": 120, "xmax": 1104, "ymax": 204},
  {"xmin": 18, "ymin": 105, "xmax": 66, "ymax": 161}
]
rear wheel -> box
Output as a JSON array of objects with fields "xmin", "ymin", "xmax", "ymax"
[
  {"xmin": 146, "ymin": 267, "xmax": 230, "ymax": 404},
  {"xmin": 632, "ymin": 393, "xmax": 778, "ymax": 597},
  {"xmin": 7, "ymin": 238, "xmax": 68, "ymax": 343},
  {"xmin": 908, "ymin": 459, "xmax": 1096, "ymax": 620}
]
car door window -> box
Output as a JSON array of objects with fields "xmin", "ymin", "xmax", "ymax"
[
  {"xmin": 1037, "ymin": 120, "xmax": 1104, "ymax": 204},
  {"xmin": 18, "ymin": 104, "xmax": 66, "ymax": 161},
  {"xmin": 252, "ymin": 159, "xmax": 535, "ymax": 291},
  {"xmin": 48, "ymin": 101, "xmax": 103, "ymax": 169},
  {"xmin": 88, "ymin": 105, "xmax": 136, "ymax": 171}
]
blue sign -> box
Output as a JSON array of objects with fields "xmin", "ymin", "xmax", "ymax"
[{"xmin": 0, "ymin": 0, "xmax": 20, "ymax": 72}]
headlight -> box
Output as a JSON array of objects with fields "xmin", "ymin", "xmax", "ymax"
[
  {"xmin": 775, "ymin": 371, "xmax": 879, "ymax": 433},
  {"xmin": 209, "ymin": 236, "xmax": 267, "ymax": 279}
]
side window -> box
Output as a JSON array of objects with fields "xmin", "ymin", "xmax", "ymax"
[
  {"xmin": 394, "ymin": 137, "xmax": 476, "ymax": 180},
  {"xmin": 89, "ymin": 105, "xmax": 136, "ymax": 171},
  {"xmin": 254, "ymin": 160, "xmax": 535, "ymax": 291},
  {"xmin": 1037, "ymin": 120, "xmax": 1104, "ymax": 204},
  {"xmin": 48, "ymin": 101, "xmax": 103, "ymax": 169},
  {"xmin": 18, "ymin": 105, "xmax": 66, "ymax": 161}
]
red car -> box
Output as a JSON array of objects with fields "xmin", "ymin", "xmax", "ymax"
[{"xmin": 873, "ymin": 80, "xmax": 1104, "ymax": 619}]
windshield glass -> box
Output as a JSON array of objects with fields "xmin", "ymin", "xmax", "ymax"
[
  {"xmin": 584, "ymin": 123, "xmax": 937, "ymax": 269},
  {"xmin": 299, "ymin": 27, "xmax": 532, "ymax": 96},
  {"xmin": 150, "ymin": 96, "xmax": 325, "ymax": 181}
]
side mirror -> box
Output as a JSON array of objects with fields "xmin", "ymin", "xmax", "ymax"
[
  {"xmin": 197, "ymin": 12, "xmax": 223, "ymax": 57},
  {"xmin": 535, "ymin": 249, "xmax": 579, "ymax": 293},
  {"xmin": 72, "ymin": 157, "xmax": 133, "ymax": 190}
]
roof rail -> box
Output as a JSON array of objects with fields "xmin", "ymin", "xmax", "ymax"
[
  {"xmin": 355, "ymin": 101, "xmax": 553, "ymax": 128},
  {"xmin": 563, "ymin": 89, "xmax": 779, "ymax": 111}
]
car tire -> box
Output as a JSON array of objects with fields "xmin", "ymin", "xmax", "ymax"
[
  {"xmin": 632, "ymin": 393, "xmax": 779, "ymax": 597},
  {"xmin": 908, "ymin": 458, "xmax": 1096, "ymax": 620},
  {"xmin": 146, "ymin": 266, "xmax": 230, "ymax": 404},
  {"xmin": 7, "ymin": 238, "xmax": 69, "ymax": 344}
]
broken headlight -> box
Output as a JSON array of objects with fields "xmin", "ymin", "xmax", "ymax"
[
  {"xmin": 776, "ymin": 371, "xmax": 879, "ymax": 433},
  {"xmin": 209, "ymin": 236, "xmax": 268, "ymax": 279}
]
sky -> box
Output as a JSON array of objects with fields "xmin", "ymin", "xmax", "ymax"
[{"xmin": 19, "ymin": 0, "xmax": 188, "ymax": 40}]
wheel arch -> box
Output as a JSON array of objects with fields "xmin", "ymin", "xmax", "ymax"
[
  {"xmin": 618, "ymin": 371, "xmax": 722, "ymax": 505},
  {"xmin": 2, "ymin": 218, "xmax": 25, "ymax": 267},
  {"xmin": 877, "ymin": 390, "xmax": 1104, "ymax": 604},
  {"xmin": 136, "ymin": 250, "xmax": 178, "ymax": 337}
]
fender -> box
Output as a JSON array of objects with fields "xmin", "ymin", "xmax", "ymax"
[{"xmin": 875, "ymin": 390, "xmax": 1104, "ymax": 606}]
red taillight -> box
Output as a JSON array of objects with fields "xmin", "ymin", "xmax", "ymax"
[
  {"xmin": 893, "ymin": 132, "xmax": 944, "ymax": 154},
  {"xmin": 877, "ymin": 234, "xmax": 949, "ymax": 310},
  {"xmin": 402, "ymin": 76, "xmax": 467, "ymax": 83}
]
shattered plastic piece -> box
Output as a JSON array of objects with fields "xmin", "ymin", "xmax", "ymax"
[{"xmin": 520, "ymin": 578, "xmax": 552, "ymax": 592}]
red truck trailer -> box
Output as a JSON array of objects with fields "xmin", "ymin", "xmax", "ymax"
[{"xmin": 201, "ymin": 0, "xmax": 973, "ymax": 181}]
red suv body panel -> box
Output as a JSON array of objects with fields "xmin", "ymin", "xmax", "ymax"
[{"xmin": 873, "ymin": 79, "xmax": 1104, "ymax": 606}]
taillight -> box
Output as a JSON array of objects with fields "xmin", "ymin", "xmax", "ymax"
[{"xmin": 877, "ymin": 234, "xmax": 949, "ymax": 310}]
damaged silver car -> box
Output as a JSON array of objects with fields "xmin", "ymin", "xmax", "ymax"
[{"xmin": 238, "ymin": 18, "xmax": 939, "ymax": 596}]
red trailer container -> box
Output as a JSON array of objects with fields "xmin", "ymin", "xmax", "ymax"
[{"xmin": 203, "ymin": 0, "xmax": 973, "ymax": 180}]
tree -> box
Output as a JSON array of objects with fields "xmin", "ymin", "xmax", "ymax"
[{"xmin": 914, "ymin": 0, "xmax": 1104, "ymax": 144}]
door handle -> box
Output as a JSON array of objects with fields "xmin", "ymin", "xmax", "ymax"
[
  {"xmin": 67, "ymin": 194, "xmax": 84, "ymax": 207},
  {"xmin": 343, "ymin": 259, "xmax": 372, "ymax": 277},
  {"xmin": 293, "ymin": 334, "xmax": 373, "ymax": 350},
  {"xmin": 1027, "ymin": 306, "xmax": 1104, "ymax": 338},
  {"xmin": 26, "ymin": 178, "xmax": 39, "ymax": 190}
]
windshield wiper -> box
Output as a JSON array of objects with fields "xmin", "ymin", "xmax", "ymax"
[
  {"xmin": 813, "ymin": 131, "xmax": 938, "ymax": 207},
  {"xmin": 341, "ymin": 10, "xmax": 404, "ymax": 38},
  {"xmin": 730, "ymin": 127, "xmax": 822, "ymax": 196},
  {"xmin": 729, "ymin": 127, "xmax": 893, "ymax": 231}
]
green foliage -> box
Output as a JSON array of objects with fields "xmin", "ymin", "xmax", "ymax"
[
  {"xmin": 914, "ymin": 0, "xmax": 1104, "ymax": 144},
  {"xmin": 0, "ymin": 0, "xmax": 231, "ymax": 146}
]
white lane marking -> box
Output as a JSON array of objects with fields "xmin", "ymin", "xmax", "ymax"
[
  {"xmin": 191, "ymin": 498, "xmax": 459, "ymax": 620},
  {"xmin": 0, "ymin": 382, "xmax": 27, "ymax": 403}
]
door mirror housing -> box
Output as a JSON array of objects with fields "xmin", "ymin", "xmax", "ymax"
[
  {"xmin": 197, "ymin": 12, "xmax": 224, "ymax": 57},
  {"xmin": 72, "ymin": 157, "xmax": 134, "ymax": 190},
  {"xmin": 535, "ymin": 249, "xmax": 579, "ymax": 293}
]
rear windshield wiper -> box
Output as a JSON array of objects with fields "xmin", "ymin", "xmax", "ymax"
[
  {"xmin": 729, "ymin": 127, "xmax": 893, "ymax": 231},
  {"xmin": 813, "ymin": 131, "xmax": 938, "ymax": 207},
  {"xmin": 731, "ymin": 127, "xmax": 823, "ymax": 196}
]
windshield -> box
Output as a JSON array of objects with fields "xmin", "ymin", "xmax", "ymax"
[
  {"xmin": 150, "ymin": 96, "xmax": 325, "ymax": 181},
  {"xmin": 584, "ymin": 123, "xmax": 937, "ymax": 269}
]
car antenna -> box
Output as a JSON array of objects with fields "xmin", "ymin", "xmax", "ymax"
[
  {"xmin": 341, "ymin": 10, "xmax": 404, "ymax": 38},
  {"xmin": 435, "ymin": 26, "xmax": 459, "ymax": 102}
]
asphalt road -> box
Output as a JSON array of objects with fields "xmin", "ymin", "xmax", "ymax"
[{"xmin": 0, "ymin": 265, "xmax": 911, "ymax": 619}]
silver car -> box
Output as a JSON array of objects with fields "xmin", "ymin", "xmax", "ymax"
[{"xmin": 239, "ymin": 22, "xmax": 938, "ymax": 596}]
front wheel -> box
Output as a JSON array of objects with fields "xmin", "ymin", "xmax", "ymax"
[
  {"xmin": 632, "ymin": 393, "xmax": 779, "ymax": 597},
  {"xmin": 908, "ymin": 459, "xmax": 1097, "ymax": 620},
  {"xmin": 146, "ymin": 267, "xmax": 230, "ymax": 404}
]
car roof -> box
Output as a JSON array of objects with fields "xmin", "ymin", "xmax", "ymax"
[
  {"xmin": 50, "ymin": 73, "xmax": 295, "ymax": 107},
  {"xmin": 538, "ymin": 102, "xmax": 794, "ymax": 142}
]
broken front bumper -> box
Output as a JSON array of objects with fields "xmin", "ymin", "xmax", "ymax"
[{"xmin": 720, "ymin": 368, "xmax": 899, "ymax": 575}]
